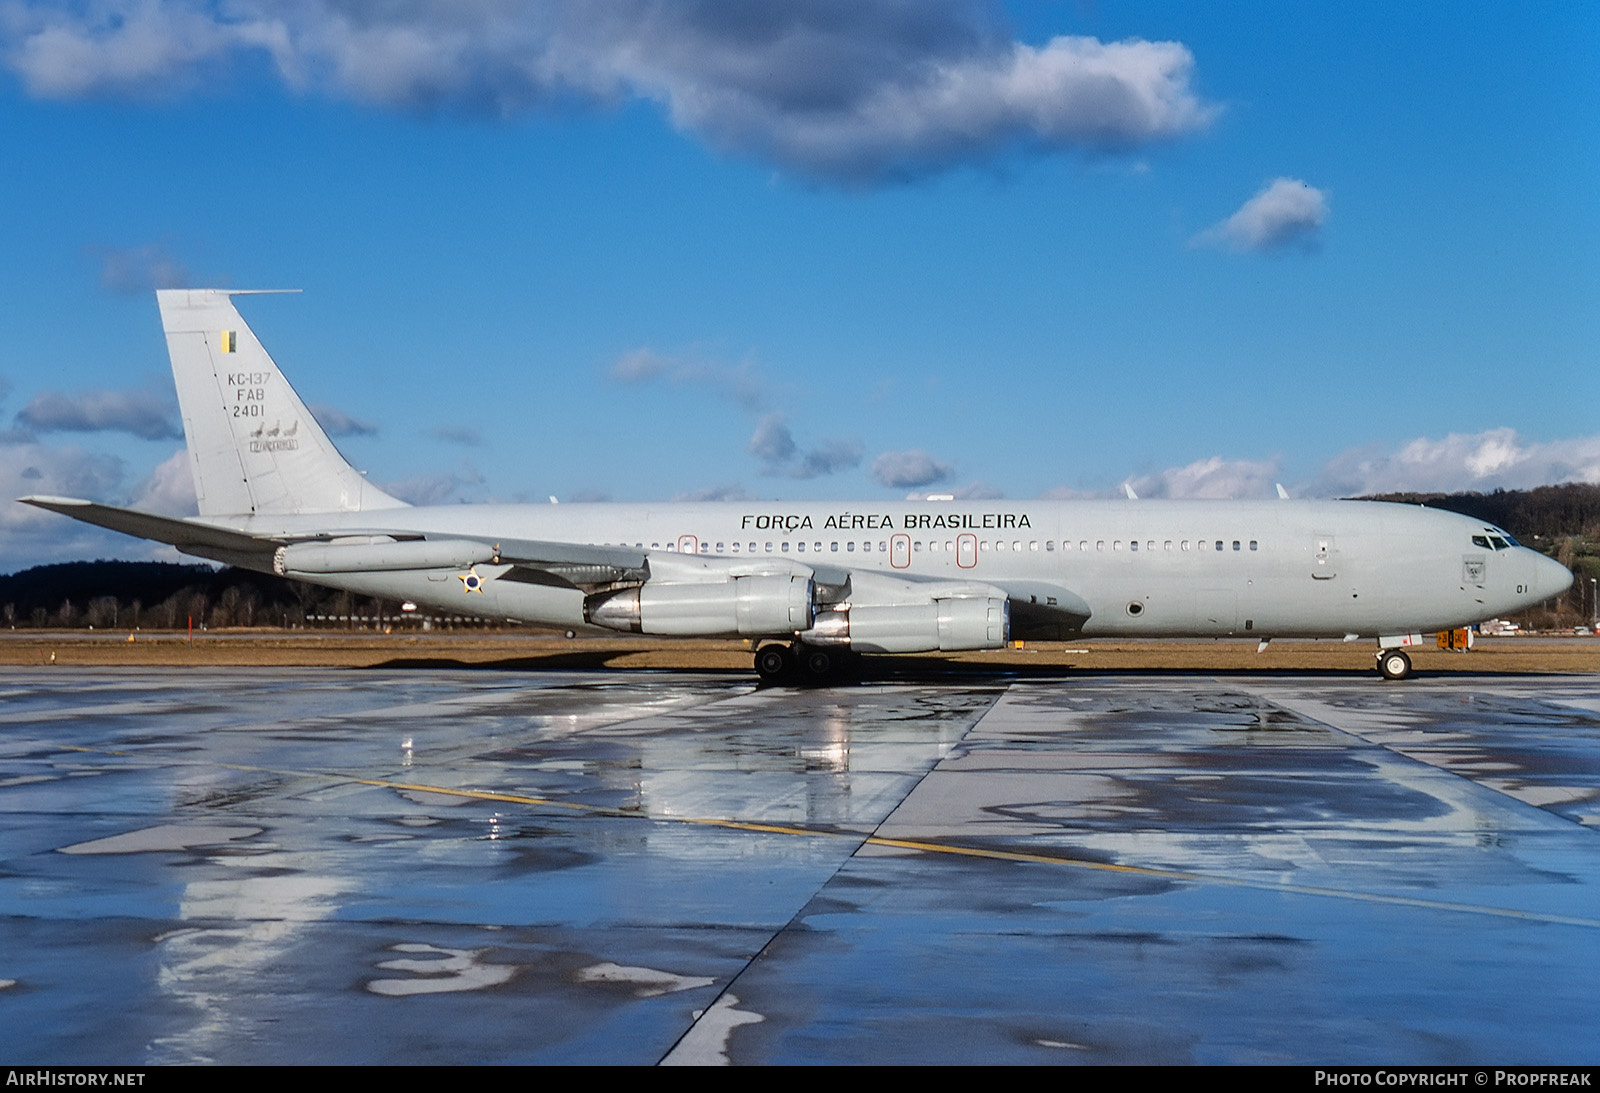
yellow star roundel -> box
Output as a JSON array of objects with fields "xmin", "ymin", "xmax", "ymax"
[{"xmin": 458, "ymin": 569, "xmax": 485, "ymax": 594}]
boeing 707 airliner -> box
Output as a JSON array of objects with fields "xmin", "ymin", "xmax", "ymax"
[{"xmin": 20, "ymin": 291, "xmax": 1572, "ymax": 681}]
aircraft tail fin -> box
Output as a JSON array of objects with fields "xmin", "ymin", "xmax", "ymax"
[{"xmin": 157, "ymin": 290, "xmax": 406, "ymax": 517}]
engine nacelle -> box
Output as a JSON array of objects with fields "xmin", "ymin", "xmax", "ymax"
[
  {"xmin": 585, "ymin": 573, "xmax": 814, "ymax": 637},
  {"xmin": 805, "ymin": 595, "xmax": 1009, "ymax": 653},
  {"xmin": 275, "ymin": 538, "xmax": 496, "ymax": 576}
]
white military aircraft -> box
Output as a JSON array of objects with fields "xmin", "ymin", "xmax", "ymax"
[{"xmin": 21, "ymin": 290, "xmax": 1572, "ymax": 682}]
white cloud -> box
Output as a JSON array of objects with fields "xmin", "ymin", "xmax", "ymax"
[
  {"xmin": 872, "ymin": 449, "xmax": 953, "ymax": 489},
  {"xmin": 1045, "ymin": 430, "xmax": 1600, "ymax": 503},
  {"xmin": 16, "ymin": 386, "xmax": 181, "ymax": 440},
  {"xmin": 1311, "ymin": 428, "xmax": 1600, "ymax": 497},
  {"xmin": 673, "ymin": 483, "xmax": 755, "ymax": 503},
  {"xmin": 655, "ymin": 30, "xmax": 1215, "ymax": 183},
  {"xmin": 128, "ymin": 448, "xmax": 196, "ymax": 515},
  {"xmin": 796, "ymin": 438, "xmax": 863, "ymax": 478},
  {"xmin": 1, "ymin": 441, "xmax": 123, "ymax": 501},
  {"xmin": 609, "ymin": 347, "xmax": 671, "ymax": 384},
  {"xmin": 429, "ymin": 424, "xmax": 482, "ymax": 446},
  {"xmin": 1198, "ymin": 177, "xmax": 1328, "ymax": 253},
  {"xmin": 3, "ymin": 0, "xmax": 267, "ymax": 99},
  {"xmin": 609, "ymin": 346, "xmax": 765, "ymax": 409},
  {"xmin": 0, "ymin": 2, "xmax": 1215, "ymax": 185},
  {"xmin": 308, "ymin": 402, "xmax": 377, "ymax": 437},
  {"xmin": 381, "ymin": 464, "xmax": 485, "ymax": 505},
  {"xmin": 614, "ymin": 355, "xmax": 853, "ymax": 478},
  {"xmin": 0, "ymin": 439, "xmax": 142, "ymax": 572},
  {"xmin": 747, "ymin": 414, "xmax": 860, "ymax": 479},
  {"xmin": 1129, "ymin": 455, "xmax": 1284, "ymax": 499},
  {"xmin": 94, "ymin": 243, "xmax": 190, "ymax": 294},
  {"xmin": 910, "ymin": 480, "xmax": 1004, "ymax": 500},
  {"xmin": 746, "ymin": 413, "xmax": 797, "ymax": 464}
]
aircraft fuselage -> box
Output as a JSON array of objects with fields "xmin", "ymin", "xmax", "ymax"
[{"xmin": 223, "ymin": 497, "xmax": 1564, "ymax": 641}]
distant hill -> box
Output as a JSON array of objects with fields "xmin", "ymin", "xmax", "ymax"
[
  {"xmin": 0, "ymin": 560, "xmax": 306, "ymax": 629},
  {"xmin": 0, "ymin": 561, "xmax": 220, "ymax": 618},
  {"xmin": 0, "ymin": 559, "xmax": 470, "ymax": 630},
  {"xmin": 1360, "ymin": 483, "xmax": 1600, "ymax": 541}
]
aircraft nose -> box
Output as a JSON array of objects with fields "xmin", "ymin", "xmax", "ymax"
[{"xmin": 1530, "ymin": 551, "xmax": 1574, "ymax": 598}]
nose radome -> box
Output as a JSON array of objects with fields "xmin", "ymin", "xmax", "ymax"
[{"xmin": 1531, "ymin": 551, "xmax": 1574, "ymax": 597}]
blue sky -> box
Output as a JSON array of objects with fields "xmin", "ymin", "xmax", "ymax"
[{"xmin": 1, "ymin": 1, "xmax": 1596, "ymax": 570}]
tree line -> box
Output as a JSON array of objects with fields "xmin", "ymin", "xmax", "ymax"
[
  {"xmin": 0, "ymin": 560, "xmax": 452, "ymax": 631},
  {"xmin": 1362, "ymin": 483, "xmax": 1600, "ymax": 540}
]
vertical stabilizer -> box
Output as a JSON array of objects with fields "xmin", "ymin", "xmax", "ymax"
[{"xmin": 157, "ymin": 290, "xmax": 406, "ymax": 516}]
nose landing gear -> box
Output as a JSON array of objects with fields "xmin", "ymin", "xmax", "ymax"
[{"xmin": 1377, "ymin": 648, "xmax": 1413, "ymax": 681}]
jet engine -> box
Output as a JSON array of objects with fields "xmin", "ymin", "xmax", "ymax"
[
  {"xmin": 584, "ymin": 572, "xmax": 815, "ymax": 637},
  {"xmin": 804, "ymin": 595, "xmax": 1009, "ymax": 653}
]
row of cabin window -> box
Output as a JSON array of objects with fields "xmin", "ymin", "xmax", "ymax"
[
  {"xmin": 1064, "ymin": 539, "xmax": 1259, "ymax": 553},
  {"xmin": 639, "ymin": 539, "xmax": 1260, "ymax": 554}
]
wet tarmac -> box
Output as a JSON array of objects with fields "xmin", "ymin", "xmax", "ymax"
[{"xmin": 1, "ymin": 667, "xmax": 1597, "ymax": 1064}]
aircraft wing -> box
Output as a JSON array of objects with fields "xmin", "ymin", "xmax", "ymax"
[
  {"xmin": 476, "ymin": 536, "xmax": 646, "ymax": 574},
  {"xmin": 453, "ymin": 535, "xmax": 648, "ymax": 587}
]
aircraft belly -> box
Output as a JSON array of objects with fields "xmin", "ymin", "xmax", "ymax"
[
  {"xmin": 291, "ymin": 568, "xmax": 585, "ymax": 628},
  {"xmin": 1072, "ymin": 565, "xmax": 1375, "ymax": 639}
]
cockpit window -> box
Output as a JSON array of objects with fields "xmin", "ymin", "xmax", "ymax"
[
  {"xmin": 1489, "ymin": 536, "xmax": 1510, "ymax": 551},
  {"xmin": 1472, "ymin": 536, "xmax": 1491, "ymax": 549}
]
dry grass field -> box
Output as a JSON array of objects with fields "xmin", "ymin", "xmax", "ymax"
[{"xmin": 1, "ymin": 630, "xmax": 1595, "ymax": 675}]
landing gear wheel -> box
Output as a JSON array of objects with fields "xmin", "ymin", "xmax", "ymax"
[
  {"xmin": 754, "ymin": 644, "xmax": 793, "ymax": 682},
  {"xmin": 802, "ymin": 647, "xmax": 834, "ymax": 680},
  {"xmin": 1377, "ymin": 648, "xmax": 1412, "ymax": 681}
]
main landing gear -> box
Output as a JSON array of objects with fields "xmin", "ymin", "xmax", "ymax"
[
  {"xmin": 754, "ymin": 642, "xmax": 850, "ymax": 684},
  {"xmin": 1376, "ymin": 648, "xmax": 1413, "ymax": 681}
]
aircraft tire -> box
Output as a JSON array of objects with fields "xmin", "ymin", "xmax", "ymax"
[
  {"xmin": 802, "ymin": 647, "xmax": 834, "ymax": 680},
  {"xmin": 1377, "ymin": 649, "xmax": 1413, "ymax": 681},
  {"xmin": 754, "ymin": 644, "xmax": 794, "ymax": 682}
]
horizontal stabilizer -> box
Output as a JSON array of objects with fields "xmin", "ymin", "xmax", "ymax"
[{"xmin": 18, "ymin": 496, "xmax": 277, "ymax": 564}]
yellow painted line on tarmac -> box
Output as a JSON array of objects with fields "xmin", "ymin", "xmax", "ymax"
[
  {"xmin": 45, "ymin": 743, "xmax": 1600, "ymax": 930},
  {"xmin": 342, "ymin": 777, "xmax": 596, "ymax": 811}
]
